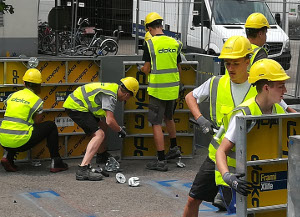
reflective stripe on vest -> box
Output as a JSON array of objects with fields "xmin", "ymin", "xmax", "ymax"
[
  {"xmin": 250, "ymin": 44, "xmax": 268, "ymax": 66},
  {"xmin": 146, "ymin": 36, "xmax": 182, "ymax": 100},
  {"xmin": 63, "ymin": 83, "xmax": 118, "ymax": 117},
  {"xmin": 215, "ymin": 97, "xmax": 286, "ymax": 186},
  {"xmin": 0, "ymin": 88, "xmax": 43, "ymax": 148}
]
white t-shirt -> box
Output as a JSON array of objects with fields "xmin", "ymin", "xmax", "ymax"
[
  {"xmin": 225, "ymin": 106, "xmax": 284, "ymax": 144},
  {"xmin": 192, "ymin": 77, "xmax": 288, "ymax": 109}
]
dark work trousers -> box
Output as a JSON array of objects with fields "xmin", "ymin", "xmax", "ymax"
[{"xmin": 4, "ymin": 121, "xmax": 60, "ymax": 158}]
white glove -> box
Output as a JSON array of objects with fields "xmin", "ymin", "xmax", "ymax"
[{"xmin": 128, "ymin": 177, "xmax": 140, "ymax": 187}]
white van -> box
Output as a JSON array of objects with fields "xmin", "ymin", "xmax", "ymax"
[{"xmin": 133, "ymin": 0, "xmax": 291, "ymax": 70}]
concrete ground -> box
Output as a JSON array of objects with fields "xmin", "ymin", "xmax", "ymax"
[{"xmin": 0, "ymin": 147, "xmax": 233, "ymax": 217}]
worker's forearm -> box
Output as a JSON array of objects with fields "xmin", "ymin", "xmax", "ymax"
[
  {"xmin": 185, "ymin": 92, "xmax": 202, "ymax": 120},
  {"xmin": 216, "ymin": 148, "xmax": 230, "ymax": 176}
]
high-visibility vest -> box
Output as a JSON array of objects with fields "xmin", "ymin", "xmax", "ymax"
[
  {"xmin": 208, "ymin": 74, "xmax": 257, "ymax": 163},
  {"xmin": 0, "ymin": 88, "xmax": 43, "ymax": 148},
  {"xmin": 63, "ymin": 82, "xmax": 118, "ymax": 117},
  {"xmin": 215, "ymin": 97, "xmax": 286, "ymax": 186},
  {"xmin": 146, "ymin": 35, "xmax": 183, "ymax": 100},
  {"xmin": 250, "ymin": 43, "xmax": 268, "ymax": 66}
]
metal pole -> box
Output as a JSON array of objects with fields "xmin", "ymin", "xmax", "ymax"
[
  {"xmin": 73, "ymin": 0, "xmax": 79, "ymax": 53},
  {"xmin": 70, "ymin": 0, "xmax": 75, "ymax": 55},
  {"xmin": 135, "ymin": 0, "xmax": 140, "ymax": 55},
  {"xmin": 177, "ymin": 0, "xmax": 180, "ymax": 35},
  {"xmin": 201, "ymin": 0, "xmax": 203, "ymax": 50},
  {"xmin": 55, "ymin": 0, "xmax": 59, "ymax": 56},
  {"xmin": 207, "ymin": 0, "xmax": 214, "ymax": 54},
  {"xmin": 294, "ymin": 44, "xmax": 300, "ymax": 97},
  {"xmin": 282, "ymin": 0, "xmax": 287, "ymax": 32}
]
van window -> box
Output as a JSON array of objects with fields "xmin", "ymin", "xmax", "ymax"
[
  {"xmin": 209, "ymin": 0, "xmax": 276, "ymax": 25},
  {"xmin": 192, "ymin": 0, "xmax": 209, "ymax": 27}
]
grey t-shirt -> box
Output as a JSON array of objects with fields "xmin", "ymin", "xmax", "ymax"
[{"xmin": 94, "ymin": 92, "xmax": 116, "ymax": 113}]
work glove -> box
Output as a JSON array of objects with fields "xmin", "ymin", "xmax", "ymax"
[
  {"xmin": 179, "ymin": 83, "xmax": 185, "ymax": 94},
  {"xmin": 118, "ymin": 126, "xmax": 127, "ymax": 138},
  {"xmin": 222, "ymin": 172, "xmax": 253, "ymax": 196},
  {"xmin": 196, "ymin": 116, "xmax": 214, "ymax": 135}
]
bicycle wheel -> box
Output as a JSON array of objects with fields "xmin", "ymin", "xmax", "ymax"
[
  {"xmin": 41, "ymin": 34, "xmax": 56, "ymax": 53},
  {"xmin": 96, "ymin": 39, "xmax": 118, "ymax": 56}
]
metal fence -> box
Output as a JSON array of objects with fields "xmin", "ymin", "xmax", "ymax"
[{"xmin": 38, "ymin": 0, "xmax": 300, "ymax": 97}]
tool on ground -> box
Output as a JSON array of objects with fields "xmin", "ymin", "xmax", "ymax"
[
  {"xmin": 176, "ymin": 157, "xmax": 186, "ymax": 168},
  {"xmin": 128, "ymin": 177, "xmax": 140, "ymax": 187},
  {"xmin": 116, "ymin": 173, "xmax": 126, "ymax": 184},
  {"xmin": 105, "ymin": 156, "xmax": 121, "ymax": 172},
  {"xmin": 95, "ymin": 166, "xmax": 109, "ymax": 177}
]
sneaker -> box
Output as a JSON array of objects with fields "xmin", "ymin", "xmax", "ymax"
[
  {"xmin": 76, "ymin": 164, "xmax": 103, "ymax": 181},
  {"xmin": 212, "ymin": 192, "xmax": 227, "ymax": 211},
  {"xmin": 96, "ymin": 151, "xmax": 120, "ymax": 164},
  {"xmin": 165, "ymin": 146, "xmax": 181, "ymax": 160},
  {"xmin": 146, "ymin": 160, "xmax": 168, "ymax": 172},
  {"xmin": 50, "ymin": 157, "xmax": 68, "ymax": 173},
  {"xmin": 1, "ymin": 151, "xmax": 18, "ymax": 172}
]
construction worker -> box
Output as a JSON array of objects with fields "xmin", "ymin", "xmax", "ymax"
[
  {"xmin": 245, "ymin": 12, "xmax": 270, "ymax": 65},
  {"xmin": 63, "ymin": 77, "xmax": 139, "ymax": 181},
  {"xmin": 0, "ymin": 68, "xmax": 68, "ymax": 173},
  {"xmin": 215, "ymin": 59, "xmax": 290, "ymax": 212},
  {"xmin": 141, "ymin": 12, "xmax": 183, "ymax": 171}
]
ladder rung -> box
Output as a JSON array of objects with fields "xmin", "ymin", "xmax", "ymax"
[
  {"xmin": 247, "ymin": 158, "xmax": 288, "ymax": 166},
  {"xmin": 247, "ymin": 204, "xmax": 287, "ymax": 213}
]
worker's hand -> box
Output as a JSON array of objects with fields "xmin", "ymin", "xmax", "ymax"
[
  {"xmin": 222, "ymin": 172, "xmax": 253, "ymax": 196},
  {"xmin": 118, "ymin": 126, "xmax": 127, "ymax": 138},
  {"xmin": 196, "ymin": 116, "xmax": 214, "ymax": 135},
  {"xmin": 179, "ymin": 83, "xmax": 185, "ymax": 94}
]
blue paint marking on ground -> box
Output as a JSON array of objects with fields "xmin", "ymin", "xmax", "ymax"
[
  {"xmin": 183, "ymin": 182, "xmax": 192, "ymax": 188},
  {"xmin": 200, "ymin": 202, "xmax": 219, "ymax": 212},
  {"xmin": 29, "ymin": 190, "xmax": 60, "ymax": 198},
  {"xmin": 156, "ymin": 180, "xmax": 178, "ymax": 187}
]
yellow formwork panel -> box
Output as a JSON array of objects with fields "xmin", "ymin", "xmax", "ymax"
[
  {"xmin": 67, "ymin": 61, "xmax": 99, "ymax": 83},
  {"xmin": 247, "ymin": 163, "xmax": 287, "ymax": 208},
  {"xmin": 5, "ymin": 62, "xmax": 27, "ymax": 84},
  {"xmin": 31, "ymin": 137, "xmax": 65, "ymax": 159},
  {"xmin": 40, "ymin": 85, "xmax": 78, "ymax": 109},
  {"xmin": 254, "ymin": 210, "xmax": 286, "ymax": 217},
  {"xmin": 125, "ymin": 88, "xmax": 193, "ymax": 110},
  {"xmin": 0, "ymin": 62, "xmax": 4, "ymax": 84},
  {"xmin": 122, "ymin": 136, "xmax": 193, "ymax": 158},
  {"xmin": 66, "ymin": 134, "xmax": 91, "ymax": 157},
  {"xmin": 282, "ymin": 117, "xmax": 300, "ymax": 157},
  {"xmin": 38, "ymin": 61, "xmax": 66, "ymax": 83},
  {"xmin": 247, "ymin": 119, "xmax": 280, "ymax": 161},
  {"xmin": 179, "ymin": 64, "xmax": 197, "ymax": 86},
  {"xmin": 124, "ymin": 113, "xmax": 193, "ymax": 134},
  {"xmin": 40, "ymin": 111, "xmax": 83, "ymax": 134}
]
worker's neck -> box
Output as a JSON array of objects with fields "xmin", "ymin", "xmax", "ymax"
[
  {"xmin": 255, "ymin": 94, "xmax": 273, "ymax": 114},
  {"xmin": 152, "ymin": 28, "xmax": 164, "ymax": 36},
  {"xmin": 248, "ymin": 37, "xmax": 264, "ymax": 47}
]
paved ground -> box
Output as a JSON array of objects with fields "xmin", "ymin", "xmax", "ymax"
[{"xmin": 0, "ymin": 147, "xmax": 234, "ymax": 217}]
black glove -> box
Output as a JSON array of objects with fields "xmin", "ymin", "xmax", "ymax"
[
  {"xmin": 118, "ymin": 126, "xmax": 127, "ymax": 138},
  {"xmin": 222, "ymin": 172, "xmax": 253, "ymax": 196},
  {"xmin": 179, "ymin": 83, "xmax": 185, "ymax": 94},
  {"xmin": 196, "ymin": 116, "xmax": 214, "ymax": 135}
]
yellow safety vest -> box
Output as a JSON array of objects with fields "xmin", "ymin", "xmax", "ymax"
[
  {"xmin": 208, "ymin": 74, "xmax": 257, "ymax": 162},
  {"xmin": 0, "ymin": 88, "xmax": 43, "ymax": 148},
  {"xmin": 215, "ymin": 97, "xmax": 286, "ymax": 186},
  {"xmin": 146, "ymin": 35, "xmax": 183, "ymax": 100},
  {"xmin": 250, "ymin": 44, "xmax": 268, "ymax": 66},
  {"xmin": 63, "ymin": 82, "xmax": 118, "ymax": 117}
]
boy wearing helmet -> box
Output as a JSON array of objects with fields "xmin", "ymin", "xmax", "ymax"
[
  {"xmin": 0, "ymin": 68, "xmax": 68, "ymax": 173},
  {"xmin": 141, "ymin": 12, "xmax": 183, "ymax": 171},
  {"xmin": 215, "ymin": 59, "xmax": 290, "ymax": 212},
  {"xmin": 63, "ymin": 77, "xmax": 139, "ymax": 181}
]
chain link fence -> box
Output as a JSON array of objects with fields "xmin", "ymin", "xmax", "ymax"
[{"xmin": 38, "ymin": 0, "xmax": 300, "ymax": 97}]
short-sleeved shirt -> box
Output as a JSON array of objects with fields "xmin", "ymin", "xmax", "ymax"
[{"xmin": 94, "ymin": 92, "xmax": 116, "ymax": 113}]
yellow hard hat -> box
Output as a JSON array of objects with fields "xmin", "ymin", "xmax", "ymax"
[
  {"xmin": 120, "ymin": 77, "xmax": 139, "ymax": 97},
  {"xmin": 145, "ymin": 12, "xmax": 163, "ymax": 27},
  {"xmin": 248, "ymin": 59, "xmax": 290, "ymax": 84},
  {"xmin": 219, "ymin": 36, "xmax": 253, "ymax": 59},
  {"xmin": 144, "ymin": 31, "xmax": 152, "ymax": 41},
  {"xmin": 245, "ymin": 13, "xmax": 270, "ymax": 29},
  {"xmin": 23, "ymin": 68, "xmax": 42, "ymax": 84}
]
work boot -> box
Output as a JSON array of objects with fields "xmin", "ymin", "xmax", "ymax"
[
  {"xmin": 1, "ymin": 151, "xmax": 18, "ymax": 172},
  {"xmin": 96, "ymin": 151, "xmax": 120, "ymax": 164},
  {"xmin": 50, "ymin": 157, "xmax": 68, "ymax": 173},
  {"xmin": 76, "ymin": 164, "xmax": 103, "ymax": 181},
  {"xmin": 146, "ymin": 160, "xmax": 168, "ymax": 172},
  {"xmin": 212, "ymin": 192, "xmax": 227, "ymax": 211},
  {"xmin": 165, "ymin": 146, "xmax": 182, "ymax": 160}
]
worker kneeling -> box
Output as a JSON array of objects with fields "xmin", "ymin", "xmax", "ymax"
[
  {"xmin": 215, "ymin": 59, "xmax": 290, "ymax": 213},
  {"xmin": 0, "ymin": 68, "xmax": 68, "ymax": 172}
]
